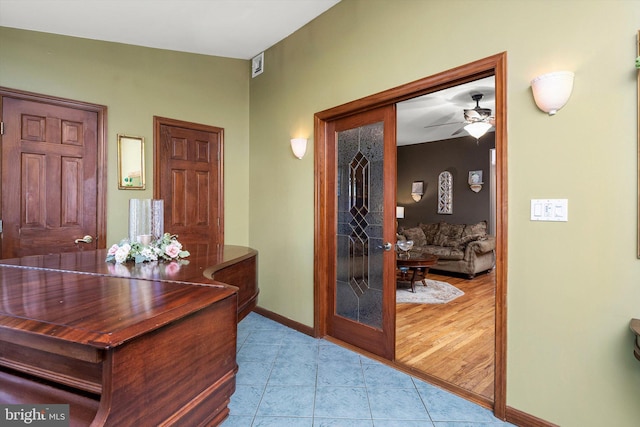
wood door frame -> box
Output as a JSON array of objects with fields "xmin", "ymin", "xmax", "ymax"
[
  {"xmin": 0, "ymin": 86, "xmax": 108, "ymax": 252},
  {"xmin": 314, "ymin": 52, "xmax": 508, "ymax": 418},
  {"xmin": 152, "ymin": 116, "xmax": 224, "ymax": 246}
]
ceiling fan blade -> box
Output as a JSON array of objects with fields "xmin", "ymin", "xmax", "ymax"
[
  {"xmin": 423, "ymin": 121, "xmax": 464, "ymax": 129},
  {"xmin": 451, "ymin": 125, "xmax": 466, "ymax": 136}
]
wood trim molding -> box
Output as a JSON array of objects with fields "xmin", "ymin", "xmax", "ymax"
[
  {"xmin": 506, "ymin": 406, "xmax": 560, "ymax": 427},
  {"xmin": 314, "ymin": 52, "xmax": 508, "ymax": 419},
  {"xmin": 254, "ymin": 306, "xmax": 315, "ymax": 337}
]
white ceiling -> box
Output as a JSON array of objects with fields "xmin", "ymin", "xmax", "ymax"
[
  {"xmin": 0, "ymin": 0, "xmax": 493, "ymax": 145},
  {"xmin": 0, "ymin": 0, "xmax": 341, "ymax": 60},
  {"xmin": 397, "ymin": 76, "xmax": 495, "ymax": 145}
]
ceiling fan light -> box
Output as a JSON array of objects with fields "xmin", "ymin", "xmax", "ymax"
[{"xmin": 464, "ymin": 121, "xmax": 492, "ymax": 139}]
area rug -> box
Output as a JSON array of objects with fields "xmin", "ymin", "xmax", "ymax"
[{"xmin": 396, "ymin": 279, "xmax": 464, "ymax": 304}]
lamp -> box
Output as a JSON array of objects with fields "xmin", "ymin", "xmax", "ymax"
[
  {"xmin": 464, "ymin": 121, "xmax": 492, "ymax": 140},
  {"xmin": 530, "ymin": 71, "xmax": 574, "ymax": 115},
  {"xmin": 290, "ymin": 138, "xmax": 307, "ymax": 159}
]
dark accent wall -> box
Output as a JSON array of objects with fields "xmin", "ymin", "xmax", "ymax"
[{"xmin": 397, "ymin": 133, "xmax": 495, "ymax": 229}]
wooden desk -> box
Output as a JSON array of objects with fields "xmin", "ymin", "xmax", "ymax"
[
  {"xmin": 0, "ymin": 246, "xmax": 258, "ymax": 426},
  {"xmin": 0, "ymin": 245, "xmax": 258, "ymax": 320}
]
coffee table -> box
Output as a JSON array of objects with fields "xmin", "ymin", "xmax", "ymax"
[{"xmin": 396, "ymin": 254, "xmax": 439, "ymax": 293}]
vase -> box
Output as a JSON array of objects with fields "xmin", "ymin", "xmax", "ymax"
[{"xmin": 128, "ymin": 199, "xmax": 164, "ymax": 244}]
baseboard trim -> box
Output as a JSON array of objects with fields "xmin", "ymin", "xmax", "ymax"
[
  {"xmin": 253, "ymin": 306, "xmax": 315, "ymax": 337},
  {"xmin": 506, "ymin": 406, "xmax": 559, "ymax": 427}
]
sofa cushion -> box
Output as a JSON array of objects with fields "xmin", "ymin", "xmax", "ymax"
[
  {"xmin": 419, "ymin": 222, "xmax": 440, "ymax": 245},
  {"xmin": 418, "ymin": 245, "xmax": 465, "ymax": 260},
  {"xmin": 434, "ymin": 222, "xmax": 465, "ymax": 246},
  {"xmin": 401, "ymin": 227, "xmax": 427, "ymax": 247},
  {"xmin": 462, "ymin": 220, "xmax": 488, "ymax": 238}
]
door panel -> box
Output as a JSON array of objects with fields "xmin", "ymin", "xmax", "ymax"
[
  {"xmin": 1, "ymin": 94, "xmax": 102, "ymax": 258},
  {"xmin": 155, "ymin": 117, "xmax": 223, "ymax": 256},
  {"xmin": 326, "ymin": 105, "xmax": 396, "ymax": 360}
]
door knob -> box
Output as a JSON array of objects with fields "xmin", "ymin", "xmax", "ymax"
[
  {"xmin": 74, "ymin": 235, "xmax": 94, "ymax": 244},
  {"xmin": 380, "ymin": 242, "xmax": 393, "ymax": 251}
]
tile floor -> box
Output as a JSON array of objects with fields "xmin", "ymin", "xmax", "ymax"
[{"xmin": 222, "ymin": 312, "xmax": 514, "ymax": 427}]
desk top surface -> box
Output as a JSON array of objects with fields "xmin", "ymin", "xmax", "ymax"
[{"xmin": 0, "ymin": 246, "xmax": 256, "ymax": 348}]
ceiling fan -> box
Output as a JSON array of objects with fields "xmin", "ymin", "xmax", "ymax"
[
  {"xmin": 464, "ymin": 94, "xmax": 493, "ymax": 124},
  {"xmin": 460, "ymin": 93, "xmax": 494, "ymax": 139},
  {"xmin": 423, "ymin": 93, "xmax": 495, "ymax": 139}
]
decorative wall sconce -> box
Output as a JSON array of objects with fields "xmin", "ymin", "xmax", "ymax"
[
  {"xmin": 464, "ymin": 121, "xmax": 492, "ymax": 140},
  {"xmin": 468, "ymin": 170, "xmax": 483, "ymax": 193},
  {"xmin": 411, "ymin": 181, "xmax": 424, "ymax": 202},
  {"xmin": 531, "ymin": 71, "xmax": 574, "ymax": 115},
  {"xmin": 396, "ymin": 206, "xmax": 404, "ymax": 229},
  {"xmin": 290, "ymin": 138, "xmax": 308, "ymax": 159}
]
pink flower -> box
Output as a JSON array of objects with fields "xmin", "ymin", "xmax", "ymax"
[
  {"xmin": 108, "ymin": 244, "xmax": 119, "ymax": 256},
  {"xmin": 164, "ymin": 243, "xmax": 181, "ymax": 259}
]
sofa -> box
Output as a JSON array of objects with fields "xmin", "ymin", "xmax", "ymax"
[{"xmin": 397, "ymin": 220, "xmax": 495, "ymax": 278}]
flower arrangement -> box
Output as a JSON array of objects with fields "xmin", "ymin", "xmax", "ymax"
[
  {"xmin": 636, "ymin": 56, "xmax": 640, "ymax": 69},
  {"xmin": 106, "ymin": 233, "xmax": 190, "ymax": 264}
]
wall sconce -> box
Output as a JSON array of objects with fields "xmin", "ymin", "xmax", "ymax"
[
  {"xmin": 530, "ymin": 71, "xmax": 574, "ymax": 115},
  {"xmin": 396, "ymin": 206, "xmax": 404, "ymax": 229},
  {"xmin": 464, "ymin": 121, "xmax": 492, "ymax": 140},
  {"xmin": 468, "ymin": 170, "xmax": 483, "ymax": 193},
  {"xmin": 411, "ymin": 181, "xmax": 424, "ymax": 202},
  {"xmin": 291, "ymin": 138, "xmax": 308, "ymax": 159}
]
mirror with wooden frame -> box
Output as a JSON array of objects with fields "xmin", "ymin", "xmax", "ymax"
[{"xmin": 117, "ymin": 134, "xmax": 145, "ymax": 190}]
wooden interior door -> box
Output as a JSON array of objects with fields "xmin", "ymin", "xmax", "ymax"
[
  {"xmin": 318, "ymin": 105, "xmax": 397, "ymax": 360},
  {"xmin": 0, "ymin": 88, "xmax": 106, "ymax": 259},
  {"xmin": 154, "ymin": 117, "xmax": 223, "ymax": 256}
]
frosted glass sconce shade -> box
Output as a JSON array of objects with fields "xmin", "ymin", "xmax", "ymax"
[
  {"xmin": 291, "ymin": 138, "xmax": 308, "ymax": 159},
  {"xmin": 531, "ymin": 71, "xmax": 574, "ymax": 115},
  {"xmin": 464, "ymin": 121, "xmax": 492, "ymax": 139},
  {"xmin": 396, "ymin": 206, "xmax": 405, "ymax": 219}
]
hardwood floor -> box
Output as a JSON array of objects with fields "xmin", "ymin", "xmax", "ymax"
[{"xmin": 395, "ymin": 269, "xmax": 495, "ymax": 400}]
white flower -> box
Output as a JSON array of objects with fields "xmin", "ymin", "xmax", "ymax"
[
  {"xmin": 140, "ymin": 247, "xmax": 158, "ymax": 261},
  {"xmin": 114, "ymin": 244, "xmax": 131, "ymax": 263}
]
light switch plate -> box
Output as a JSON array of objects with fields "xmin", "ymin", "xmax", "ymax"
[{"xmin": 530, "ymin": 199, "xmax": 568, "ymax": 222}]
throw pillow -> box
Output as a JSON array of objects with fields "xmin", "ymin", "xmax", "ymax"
[
  {"xmin": 419, "ymin": 222, "xmax": 440, "ymax": 245},
  {"xmin": 434, "ymin": 222, "xmax": 465, "ymax": 246},
  {"xmin": 401, "ymin": 227, "xmax": 427, "ymax": 247},
  {"xmin": 461, "ymin": 220, "xmax": 488, "ymax": 238}
]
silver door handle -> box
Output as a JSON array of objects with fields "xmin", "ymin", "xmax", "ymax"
[
  {"xmin": 74, "ymin": 235, "xmax": 94, "ymax": 244},
  {"xmin": 379, "ymin": 242, "xmax": 393, "ymax": 251}
]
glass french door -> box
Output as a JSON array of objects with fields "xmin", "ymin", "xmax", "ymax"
[{"xmin": 325, "ymin": 105, "xmax": 396, "ymax": 359}]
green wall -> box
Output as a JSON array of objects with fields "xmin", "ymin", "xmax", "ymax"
[
  {"xmin": 248, "ymin": 0, "xmax": 640, "ymax": 426},
  {"xmin": 2, "ymin": 0, "xmax": 640, "ymax": 425},
  {"xmin": 0, "ymin": 26, "xmax": 250, "ymax": 246}
]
